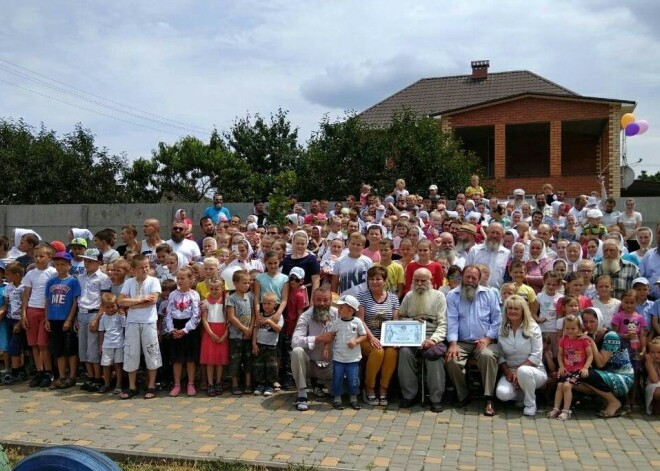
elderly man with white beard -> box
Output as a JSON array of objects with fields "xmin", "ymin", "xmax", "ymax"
[
  {"xmin": 436, "ymin": 232, "xmax": 465, "ymax": 269},
  {"xmin": 397, "ymin": 268, "xmax": 448, "ymax": 412},
  {"xmin": 454, "ymin": 224, "xmax": 477, "ymax": 262},
  {"xmin": 445, "ymin": 265, "xmax": 502, "ymax": 416},
  {"xmin": 593, "ymin": 239, "xmax": 640, "ymax": 299},
  {"xmin": 465, "ymin": 222, "xmax": 510, "ymax": 288},
  {"xmin": 291, "ymin": 288, "xmax": 338, "ymax": 411}
]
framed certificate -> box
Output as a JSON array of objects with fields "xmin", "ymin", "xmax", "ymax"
[{"xmin": 380, "ymin": 320, "xmax": 426, "ymax": 347}]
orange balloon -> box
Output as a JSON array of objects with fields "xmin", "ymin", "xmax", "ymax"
[{"xmin": 620, "ymin": 113, "xmax": 636, "ymax": 129}]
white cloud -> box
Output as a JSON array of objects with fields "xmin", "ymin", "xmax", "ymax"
[{"xmin": 0, "ymin": 0, "xmax": 658, "ymax": 173}]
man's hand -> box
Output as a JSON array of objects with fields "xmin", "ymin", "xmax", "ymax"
[
  {"xmin": 445, "ymin": 342, "xmax": 459, "ymax": 362},
  {"xmin": 475, "ymin": 337, "xmax": 492, "ymax": 351},
  {"xmin": 421, "ymin": 339, "xmax": 435, "ymax": 350}
]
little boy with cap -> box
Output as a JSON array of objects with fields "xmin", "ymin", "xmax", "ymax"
[
  {"xmin": 323, "ymin": 294, "xmax": 367, "ymax": 410},
  {"xmin": 69, "ymin": 238, "xmax": 88, "ymax": 278},
  {"xmin": 632, "ymin": 278, "xmax": 654, "ymax": 330},
  {"xmin": 44, "ymin": 252, "xmax": 81, "ymax": 389},
  {"xmin": 77, "ymin": 248, "xmax": 112, "ymax": 392}
]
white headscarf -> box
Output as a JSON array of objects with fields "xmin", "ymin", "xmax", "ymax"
[
  {"xmin": 582, "ymin": 307, "xmax": 603, "ymax": 333},
  {"xmin": 71, "ymin": 228, "xmax": 93, "ymax": 241},
  {"xmin": 528, "ymin": 239, "xmax": 548, "ymax": 262}
]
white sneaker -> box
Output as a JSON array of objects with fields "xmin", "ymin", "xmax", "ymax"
[{"xmin": 523, "ymin": 405, "xmax": 537, "ymax": 416}]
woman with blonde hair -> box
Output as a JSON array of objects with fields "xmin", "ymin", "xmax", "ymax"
[{"xmin": 495, "ymin": 295, "xmax": 547, "ymax": 416}]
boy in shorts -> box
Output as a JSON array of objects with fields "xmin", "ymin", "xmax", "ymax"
[
  {"xmin": 118, "ymin": 254, "xmax": 162, "ymax": 399},
  {"xmin": 78, "ymin": 248, "xmax": 112, "ymax": 392},
  {"xmin": 21, "ymin": 244, "xmax": 57, "ymax": 387},
  {"xmin": 98, "ymin": 293, "xmax": 126, "ymax": 394},
  {"xmin": 44, "ymin": 252, "xmax": 81, "ymax": 389}
]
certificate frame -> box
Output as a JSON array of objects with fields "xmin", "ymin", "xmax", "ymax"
[{"xmin": 380, "ymin": 320, "xmax": 426, "ymax": 347}]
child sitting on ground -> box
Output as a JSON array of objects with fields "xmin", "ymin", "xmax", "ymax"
[{"xmin": 324, "ymin": 295, "xmax": 367, "ymax": 411}]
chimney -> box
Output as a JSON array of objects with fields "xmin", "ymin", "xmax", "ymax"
[{"xmin": 471, "ymin": 60, "xmax": 489, "ymax": 80}]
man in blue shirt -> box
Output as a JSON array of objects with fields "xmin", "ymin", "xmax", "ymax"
[
  {"xmin": 203, "ymin": 193, "xmax": 231, "ymax": 225},
  {"xmin": 445, "ymin": 265, "xmax": 501, "ymax": 416}
]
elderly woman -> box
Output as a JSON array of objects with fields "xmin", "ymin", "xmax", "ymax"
[
  {"xmin": 282, "ymin": 230, "xmax": 321, "ymax": 297},
  {"xmin": 525, "ymin": 239, "xmax": 553, "ymax": 293},
  {"xmin": 575, "ymin": 307, "xmax": 634, "ymax": 418},
  {"xmin": 356, "ymin": 266, "xmax": 400, "ymax": 406},
  {"xmin": 495, "ymin": 295, "xmax": 546, "ymax": 416}
]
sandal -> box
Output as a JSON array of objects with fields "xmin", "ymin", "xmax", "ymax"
[
  {"xmin": 144, "ymin": 388, "xmax": 157, "ymax": 400},
  {"xmin": 206, "ymin": 385, "xmax": 216, "ymax": 397},
  {"xmin": 557, "ymin": 409, "xmax": 572, "ymax": 421},
  {"xmin": 597, "ymin": 408, "xmax": 622, "ymax": 419},
  {"xmin": 215, "ymin": 384, "xmax": 223, "ymax": 396},
  {"xmin": 484, "ymin": 400, "xmax": 495, "ymax": 417},
  {"xmin": 232, "ymin": 387, "xmax": 242, "ymax": 396},
  {"xmin": 120, "ymin": 388, "xmax": 138, "ymax": 400},
  {"xmin": 350, "ymin": 401, "xmax": 361, "ymax": 410},
  {"xmin": 62, "ymin": 377, "xmax": 77, "ymax": 389},
  {"xmin": 98, "ymin": 385, "xmax": 113, "ymax": 394},
  {"xmin": 365, "ymin": 394, "xmax": 379, "ymax": 406},
  {"xmin": 546, "ymin": 407, "xmax": 560, "ymax": 419},
  {"xmin": 113, "ymin": 388, "xmax": 122, "ymax": 395},
  {"xmin": 333, "ymin": 402, "xmax": 345, "ymax": 410},
  {"xmin": 169, "ymin": 385, "xmax": 181, "ymax": 397},
  {"xmin": 378, "ymin": 395, "xmax": 388, "ymax": 407}
]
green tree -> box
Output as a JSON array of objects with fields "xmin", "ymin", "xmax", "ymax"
[
  {"xmin": 224, "ymin": 108, "xmax": 302, "ymax": 199},
  {"xmin": 0, "ymin": 119, "xmax": 127, "ymax": 204},
  {"xmin": 298, "ymin": 111, "xmax": 480, "ymax": 200},
  {"xmin": 637, "ymin": 170, "xmax": 660, "ymax": 182}
]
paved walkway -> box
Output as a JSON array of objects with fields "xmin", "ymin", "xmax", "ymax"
[{"xmin": 0, "ymin": 384, "xmax": 658, "ymax": 470}]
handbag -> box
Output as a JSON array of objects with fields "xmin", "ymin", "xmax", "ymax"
[{"xmin": 421, "ymin": 341, "xmax": 447, "ymax": 360}]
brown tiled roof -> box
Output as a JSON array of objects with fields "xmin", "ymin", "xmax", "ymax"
[{"xmin": 358, "ymin": 70, "xmax": 580, "ymax": 127}]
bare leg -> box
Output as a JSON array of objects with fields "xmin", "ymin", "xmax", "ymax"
[
  {"xmin": 103, "ymin": 365, "xmax": 112, "ymax": 387},
  {"xmin": 41, "ymin": 347, "xmax": 51, "ymax": 371},
  {"xmin": 575, "ymin": 383, "xmax": 621, "ymax": 416},
  {"xmin": 173, "ymin": 363, "xmax": 182, "ymax": 386},
  {"xmin": 68, "ymin": 356, "xmax": 78, "ymax": 380},
  {"xmin": 32, "ymin": 347, "xmax": 43, "ymax": 371},
  {"xmin": 563, "ymin": 383, "xmax": 573, "ymax": 410},
  {"xmin": 114, "ymin": 364, "xmax": 123, "ymax": 390},
  {"xmin": 147, "ymin": 369, "xmax": 157, "ymax": 390},
  {"xmin": 128, "ymin": 371, "xmax": 137, "ymax": 390},
  {"xmin": 56, "ymin": 357, "xmax": 67, "ymax": 379},
  {"xmin": 186, "ymin": 362, "xmax": 196, "ymax": 385},
  {"xmin": 92, "ymin": 363, "xmax": 102, "ymax": 380},
  {"xmin": 206, "ymin": 365, "xmax": 215, "ymax": 386}
]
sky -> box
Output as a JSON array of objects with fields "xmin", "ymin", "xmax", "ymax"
[{"xmin": 1, "ymin": 0, "xmax": 659, "ymax": 176}]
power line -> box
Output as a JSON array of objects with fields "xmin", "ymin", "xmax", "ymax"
[
  {"xmin": 0, "ymin": 77, "xmax": 187, "ymax": 137},
  {"xmin": 0, "ymin": 58, "xmax": 213, "ymax": 134},
  {"xmin": 0, "ymin": 63, "xmax": 211, "ymax": 136}
]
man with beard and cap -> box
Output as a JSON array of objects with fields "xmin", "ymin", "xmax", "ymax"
[
  {"xmin": 290, "ymin": 287, "xmax": 338, "ymax": 411},
  {"xmin": 166, "ymin": 220, "xmax": 201, "ymax": 263},
  {"xmin": 465, "ymin": 223, "xmax": 510, "ymax": 289},
  {"xmin": 593, "ymin": 239, "xmax": 640, "ymax": 299},
  {"xmin": 435, "ymin": 232, "xmax": 465, "ymax": 269},
  {"xmin": 397, "ymin": 268, "xmax": 448, "ymax": 412},
  {"xmin": 445, "ymin": 265, "xmax": 502, "ymax": 416},
  {"xmin": 196, "ymin": 216, "xmax": 217, "ymax": 252},
  {"xmin": 455, "ymin": 224, "xmax": 477, "ymax": 263}
]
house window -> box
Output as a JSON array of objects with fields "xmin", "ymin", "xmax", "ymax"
[
  {"xmin": 505, "ymin": 123, "xmax": 550, "ymax": 178},
  {"xmin": 561, "ymin": 119, "xmax": 605, "ymax": 176},
  {"xmin": 454, "ymin": 126, "xmax": 495, "ymax": 178}
]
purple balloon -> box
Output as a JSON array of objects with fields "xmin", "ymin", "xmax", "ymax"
[
  {"xmin": 625, "ymin": 122, "xmax": 640, "ymax": 136},
  {"xmin": 637, "ymin": 120, "xmax": 649, "ymax": 135}
]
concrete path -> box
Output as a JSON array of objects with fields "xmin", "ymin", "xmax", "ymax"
[{"xmin": 0, "ymin": 385, "xmax": 658, "ymax": 470}]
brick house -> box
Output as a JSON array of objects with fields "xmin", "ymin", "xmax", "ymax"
[{"xmin": 358, "ymin": 61, "xmax": 636, "ymax": 198}]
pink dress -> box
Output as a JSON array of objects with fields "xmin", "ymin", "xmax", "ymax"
[{"xmin": 199, "ymin": 297, "xmax": 229, "ymax": 365}]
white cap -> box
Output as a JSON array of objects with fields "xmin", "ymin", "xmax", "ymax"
[
  {"xmin": 336, "ymin": 294, "xmax": 360, "ymax": 311},
  {"xmin": 632, "ymin": 277, "xmax": 649, "ymax": 287},
  {"xmin": 586, "ymin": 196, "xmax": 599, "ymax": 207},
  {"xmin": 513, "ymin": 189, "xmax": 525, "ymax": 196},
  {"xmin": 429, "ymin": 184, "xmax": 438, "ymax": 191},
  {"xmin": 289, "ymin": 267, "xmax": 306, "ymax": 280},
  {"xmin": 586, "ymin": 209, "xmax": 603, "ymax": 219}
]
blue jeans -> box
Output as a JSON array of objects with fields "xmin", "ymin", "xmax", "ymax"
[{"xmin": 332, "ymin": 361, "xmax": 360, "ymax": 397}]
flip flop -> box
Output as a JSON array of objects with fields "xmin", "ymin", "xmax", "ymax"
[
  {"xmin": 144, "ymin": 388, "xmax": 157, "ymax": 400},
  {"xmin": 597, "ymin": 409, "xmax": 622, "ymax": 419},
  {"xmin": 120, "ymin": 388, "xmax": 138, "ymax": 400}
]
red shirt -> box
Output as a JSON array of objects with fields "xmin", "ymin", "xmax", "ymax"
[
  {"xmin": 404, "ymin": 261, "xmax": 444, "ymax": 293},
  {"xmin": 284, "ymin": 286, "xmax": 308, "ymax": 337}
]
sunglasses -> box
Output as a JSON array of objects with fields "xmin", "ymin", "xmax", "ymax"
[
  {"xmin": 172, "ymin": 227, "xmax": 185, "ymax": 232},
  {"xmin": 289, "ymin": 276, "xmax": 301, "ymax": 282}
]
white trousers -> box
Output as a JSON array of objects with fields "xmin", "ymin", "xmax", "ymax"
[{"xmin": 495, "ymin": 365, "xmax": 547, "ymax": 408}]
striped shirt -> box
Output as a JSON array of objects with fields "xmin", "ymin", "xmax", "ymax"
[{"xmin": 356, "ymin": 290, "xmax": 400, "ymax": 339}]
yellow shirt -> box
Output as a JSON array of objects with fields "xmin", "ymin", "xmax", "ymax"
[
  {"xmin": 375, "ymin": 262, "xmax": 404, "ymax": 295},
  {"xmin": 465, "ymin": 185, "xmax": 485, "ymax": 198},
  {"xmin": 196, "ymin": 281, "xmax": 211, "ymax": 300},
  {"xmin": 514, "ymin": 282, "xmax": 537, "ymax": 305}
]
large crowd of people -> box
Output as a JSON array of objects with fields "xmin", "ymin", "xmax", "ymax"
[{"xmin": 1, "ymin": 174, "xmax": 659, "ymax": 420}]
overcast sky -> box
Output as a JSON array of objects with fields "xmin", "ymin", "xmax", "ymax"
[{"xmin": 1, "ymin": 0, "xmax": 658, "ymax": 176}]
